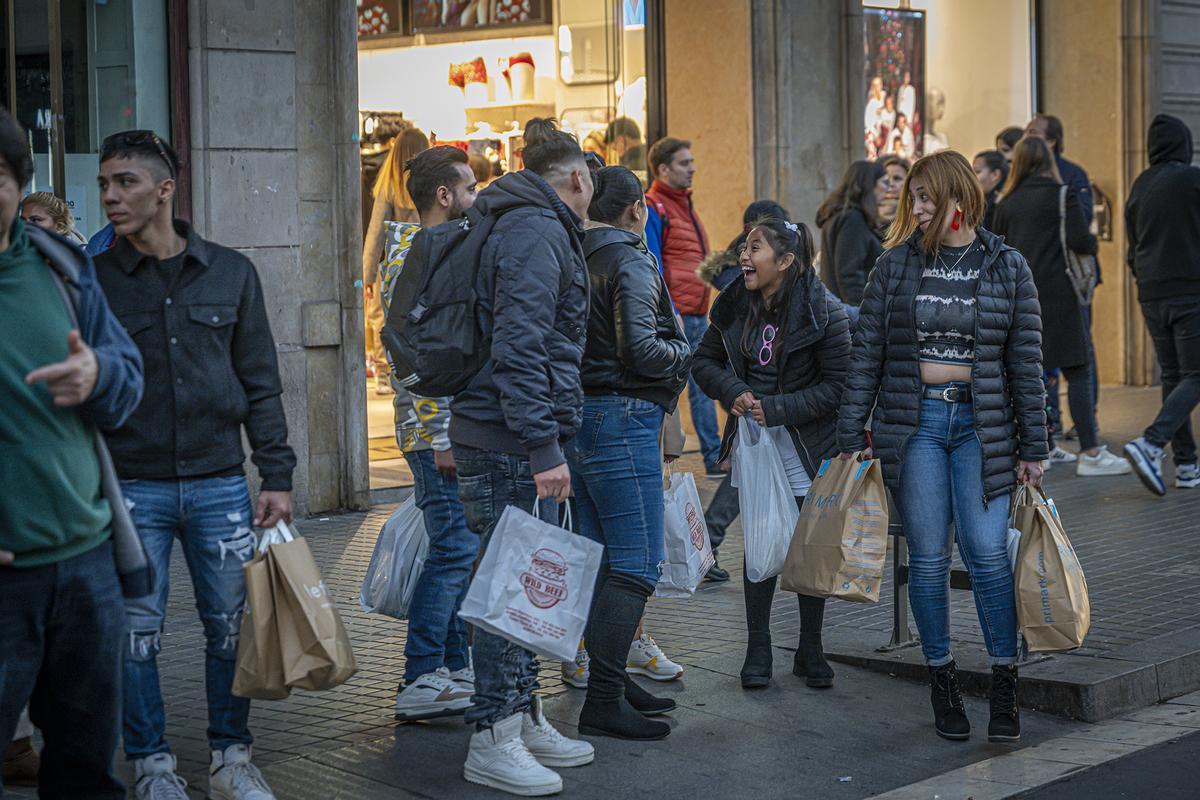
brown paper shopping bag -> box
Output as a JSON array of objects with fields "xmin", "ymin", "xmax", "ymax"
[
  {"xmin": 782, "ymin": 454, "xmax": 889, "ymax": 602},
  {"xmin": 232, "ymin": 549, "xmax": 289, "ymax": 699},
  {"xmin": 1013, "ymin": 485, "xmax": 1090, "ymax": 651}
]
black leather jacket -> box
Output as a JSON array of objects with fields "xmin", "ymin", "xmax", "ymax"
[{"xmin": 579, "ymin": 225, "xmax": 690, "ymax": 411}]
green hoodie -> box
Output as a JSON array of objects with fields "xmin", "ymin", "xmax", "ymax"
[{"xmin": 0, "ymin": 219, "xmax": 112, "ymax": 566}]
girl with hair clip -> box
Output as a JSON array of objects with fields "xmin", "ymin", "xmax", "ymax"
[
  {"xmin": 691, "ymin": 218, "xmax": 851, "ymax": 691},
  {"xmin": 838, "ymin": 150, "xmax": 1048, "ymax": 744}
]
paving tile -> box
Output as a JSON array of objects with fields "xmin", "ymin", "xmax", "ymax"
[
  {"xmin": 1017, "ymin": 736, "xmax": 1142, "ymax": 766},
  {"xmin": 1060, "ymin": 719, "xmax": 1188, "ymax": 747}
]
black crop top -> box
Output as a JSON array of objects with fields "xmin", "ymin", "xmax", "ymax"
[{"xmin": 915, "ymin": 240, "xmax": 985, "ymax": 366}]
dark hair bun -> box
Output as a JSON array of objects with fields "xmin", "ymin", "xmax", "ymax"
[
  {"xmin": 521, "ymin": 117, "xmax": 584, "ymax": 177},
  {"xmin": 523, "ymin": 118, "xmax": 560, "ymax": 148}
]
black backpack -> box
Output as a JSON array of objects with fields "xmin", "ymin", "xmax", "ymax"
[{"xmin": 381, "ymin": 205, "xmax": 501, "ymax": 397}]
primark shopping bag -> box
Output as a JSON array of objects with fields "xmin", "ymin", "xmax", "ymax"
[
  {"xmin": 458, "ymin": 503, "xmax": 603, "ymax": 662},
  {"xmin": 1013, "ymin": 484, "xmax": 1091, "ymax": 651},
  {"xmin": 232, "ymin": 529, "xmax": 289, "ymax": 700},
  {"xmin": 781, "ymin": 454, "xmax": 889, "ymax": 603},
  {"xmin": 358, "ymin": 495, "xmax": 429, "ymax": 619},
  {"xmin": 656, "ymin": 469, "xmax": 715, "ymax": 598},
  {"xmin": 734, "ymin": 417, "xmax": 800, "ymax": 582}
]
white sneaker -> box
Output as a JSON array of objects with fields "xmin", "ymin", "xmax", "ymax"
[
  {"xmin": 1077, "ymin": 445, "xmax": 1133, "ymax": 477},
  {"xmin": 133, "ymin": 753, "xmax": 189, "ymax": 800},
  {"xmin": 464, "ymin": 713, "xmax": 563, "ymax": 796},
  {"xmin": 560, "ymin": 641, "xmax": 589, "ymax": 689},
  {"xmin": 448, "ymin": 664, "xmax": 476, "ymax": 692},
  {"xmin": 1049, "ymin": 446, "xmax": 1078, "ymax": 464},
  {"xmin": 626, "ymin": 633, "xmax": 683, "ymax": 681},
  {"xmin": 1177, "ymin": 463, "xmax": 1200, "ymax": 489},
  {"xmin": 208, "ymin": 744, "xmax": 274, "ymax": 800},
  {"xmin": 521, "ymin": 696, "xmax": 594, "ymax": 768},
  {"xmin": 395, "ymin": 666, "xmax": 474, "ymax": 721}
]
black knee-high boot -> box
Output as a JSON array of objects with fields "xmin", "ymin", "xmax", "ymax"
[
  {"xmin": 792, "ymin": 594, "xmax": 835, "ymax": 688},
  {"xmin": 741, "ymin": 572, "xmax": 777, "ymax": 689},
  {"xmin": 578, "ymin": 573, "xmax": 670, "ymax": 740}
]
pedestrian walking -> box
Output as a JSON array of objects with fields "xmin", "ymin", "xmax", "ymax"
[
  {"xmin": 838, "ymin": 150, "xmax": 1049, "ymax": 743},
  {"xmin": 877, "ymin": 155, "xmax": 911, "ymax": 230},
  {"xmin": 20, "ymin": 190, "xmax": 86, "ymax": 246},
  {"xmin": 995, "ymin": 126, "xmax": 1023, "ymax": 162},
  {"xmin": 94, "ymin": 130, "xmax": 296, "ymax": 800},
  {"xmin": 379, "ymin": 146, "xmax": 481, "ymax": 721},
  {"xmin": 1123, "ymin": 114, "xmax": 1200, "ymax": 495},
  {"xmin": 644, "ymin": 136, "xmax": 723, "ymax": 476},
  {"xmin": 816, "ymin": 160, "xmax": 886, "ymax": 305},
  {"xmin": 972, "ymin": 150, "xmax": 1007, "ymax": 230},
  {"xmin": 991, "ymin": 137, "xmax": 1129, "ymax": 476},
  {"xmin": 565, "ymin": 165, "xmax": 692, "ymax": 740},
  {"xmin": 692, "ymin": 218, "xmax": 849, "ymax": 691},
  {"xmin": 0, "ymin": 108, "xmax": 144, "ymax": 799},
  {"xmin": 363, "ymin": 127, "xmax": 429, "ymax": 395},
  {"xmin": 448, "ymin": 118, "xmax": 595, "ymax": 796}
]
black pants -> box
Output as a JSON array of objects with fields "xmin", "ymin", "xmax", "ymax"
[
  {"xmin": 0, "ymin": 540, "xmax": 125, "ymax": 799},
  {"xmin": 1142, "ymin": 296, "xmax": 1200, "ymax": 463},
  {"xmin": 704, "ymin": 473, "xmax": 739, "ymax": 553}
]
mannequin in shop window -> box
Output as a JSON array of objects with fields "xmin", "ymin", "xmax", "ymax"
[{"xmin": 363, "ymin": 127, "xmax": 430, "ymax": 395}]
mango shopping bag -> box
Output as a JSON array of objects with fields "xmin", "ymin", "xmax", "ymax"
[
  {"xmin": 782, "ymin": 454, "xmax": 889, "ymax": 602},
  {"xmin": 1013, "ymin": 485, "xmax": 1090, "ymax": 651},
  {"xmin": 735, "ymin": 417, "xmax": 800, "ymax": 582},
  {"xmin": 656, "ymin": 469, "xmax": 715, "ymax": 598}
]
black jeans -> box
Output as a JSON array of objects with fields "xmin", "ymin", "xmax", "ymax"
[
  {"xmin": 0, "ymin": 540, "xmax": 125, "ymax": 799},
  {"xmin": 1142, "ymin": 296, "xmax": 1200, "ymax": 463},
  {"xmin": 1061, "ymin": 360, "xmax": 1100, "ymax": 452},
  {"xmin": 704, "ymin": 473, "xmax": 739, "ymax": 554}
]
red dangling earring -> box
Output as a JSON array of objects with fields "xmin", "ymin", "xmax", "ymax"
[{"xmin": 950, "ymin": 209, "xmax": 963, "ymax": 231}]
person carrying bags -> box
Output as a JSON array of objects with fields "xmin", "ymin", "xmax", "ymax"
[
  {"xmin": 837, "ymin": 150, "xmax": 1049, "ymax": 744},
  {"xmin": 692, "ymin": 218, "xmax": 851, "ymax": 691}
]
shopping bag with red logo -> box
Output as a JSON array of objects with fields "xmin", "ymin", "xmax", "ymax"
[
  {"xmin": 458, "ymin": 503, "xmax": 603, "ymax": 662},
  {"xmin": 656, "ymin": 469, "xmax": 715, "ymax": 598},
  {"xmin": 1013, "ymin": 484, "xmax": 1090, "ymax": 652},
  {"xmin": 781, "ymin": 454, "xmax": 889, "ymax": 603}
]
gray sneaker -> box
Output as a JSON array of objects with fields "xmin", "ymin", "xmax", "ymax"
[{"xmin": 133, "ymin": 753, "xmax": 189, "ymax": 800}]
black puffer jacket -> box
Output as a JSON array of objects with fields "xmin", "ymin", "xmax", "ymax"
[
  {"xmin": 818, "ymin": 207, "xmax": 884, "ymax": 305},
  {"xmin": 580, "ymin": 224, "xmax": 691, "ymax": 411},
  {"xmin": 692, "ymin": 267, "xmax": 851, "ymax": 475},
  {"xmin": 837, "ymin": 228, "xmax": 1049, "ymax": 502}
]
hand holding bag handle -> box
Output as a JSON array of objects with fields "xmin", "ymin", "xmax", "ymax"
[{"xmin": 530, "ymin": 498, "xmax": 573, "ymax": 532}]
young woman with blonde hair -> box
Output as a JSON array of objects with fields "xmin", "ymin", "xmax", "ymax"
[{"xmin": 20, "ymin": 191, "xmax": 85, "ymax": 245}]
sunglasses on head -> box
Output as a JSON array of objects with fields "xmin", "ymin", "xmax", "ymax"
[{"xmin": 101, "ymin": 130, "xmax": 175, "ymax": 179}]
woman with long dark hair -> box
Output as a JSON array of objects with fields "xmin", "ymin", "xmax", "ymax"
[
  {"xmin": 567, "ymin": 166, "xmax": 692, "ymax": 741},
  {"xmin": 992, "ymin": 137, "xmax": 1130, "ymax": 477},
  {"xmin": 838, "ymin": 150, "xmax": 1048, "ymax": 743},
  {"xmin": 816, "ymin": 160, "xmax": 887, "ymax": 305},
  {"xmin": 692, "ymin": 219, "xmax": 850, "ymax": 691}
]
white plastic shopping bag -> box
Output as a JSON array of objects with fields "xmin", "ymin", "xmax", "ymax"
[
  {"xmin": 735, "ymin": 416, "xmax": 800, "ymax": 582},
  {"xmin": 656, "ymin": 469, "xmax": 715, "ymax": 598},
  {"xmin": 358, "ymin": 496, "xmax": 429, "ymax": 619},
  {"xmin": 458, "ymin": 502, "xmax": 603, "ymax": 662}
]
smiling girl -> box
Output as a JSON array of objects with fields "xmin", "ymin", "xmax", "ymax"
[{"xmin": 692, "ymin": 218, "xmax": 851, "ymax": 691}]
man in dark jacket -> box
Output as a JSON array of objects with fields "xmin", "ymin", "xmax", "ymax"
[
  {"xmin": 93, "ymin": 131, "xmax": 294, "ymax": 800},
  {"xmin": 1123, "ymin": 114, "xmax": 1200, "ymax": 495},
  {"xmin": 0, "ymin": 108, "xmax": 144, "ymax": 799},
  {"xmin": 449, "ymin": 119, "xmax": 595, "ymax": 796}
]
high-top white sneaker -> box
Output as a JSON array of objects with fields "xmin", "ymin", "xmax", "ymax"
[
  {"xmin": 208, "ymin": 744, "xmax": 275, "ymax": 800},
  {"xmin": 133, "ymin": 753, "xmax": 189, "ymax": 800},
  {"xmin": 626, "ymin": 633, "xmax": 683, "ymax": 681},
  {"xmin": 521, "ymin": 697, "xmax": 594, "ymax": 768},
  {"xmin": 464, "ymin": 713, "xmax": 562, "ymax": 796},
  {"xmin": 560, "ymin": 640, "xmax": 589, "ymax": 689}
]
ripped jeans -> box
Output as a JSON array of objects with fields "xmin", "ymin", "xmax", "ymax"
[{"xmin": 120, "ymin": 476, "xmax": 256, "ymax": 759}]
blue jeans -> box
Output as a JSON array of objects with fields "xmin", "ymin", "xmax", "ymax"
[
  {"xmin": 453, "ymin": 445, "xmax": 559, "ymax": 730},
  {"xmin": 0, "ymin": 540, "xmax": 125, "ymax": 798},
  {"xmin": 121, "ymin": 476, "xmax": 256, "ymax": 759},
  {"xmin": 681, "ymin": 314, "xmax": 722, "ymax": 469},
  {"xmin": 567, "ymin": 396, "xmax": 665, "ymax": 586},
  {"xmin": 401, "ymin": 449, "xmax": 476, "ymax": 682},
  {"xmin": 896, "ymin": 391, "xmax": 1018, "ymax": 667}
]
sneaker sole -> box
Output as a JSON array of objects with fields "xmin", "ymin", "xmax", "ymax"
[
  {"xmin": 529, "ymin": 751, "xmax": 595, "ymax": 768},
  {"xmin": 560, "ymin": 676, "xmax": 588, "ymax": 689},
  {"xmin": 1076, "ymin": 465, "xmax": 1133, "ymax": 476},
  {"xmin": 577, "ymin": 723, "xmax": 670, "ymax": 741},
  {"xmin": 625, "ymin": 666, "xmax": 683, "ymax": 682},
  {"xmin": 394, "ymin": 699, "xmax": 473, "ymax": 721},
  {"xmin": 463, "ymin": 766, "xmax": 562, "ymax": 796},
  {"xmin": 935, "ymin": 728, "xmax": 971, "ymax": 741},
  {"xmin": 1124, "ymin": 444, "xmax": 1167, "ymax": 496},
  {"xmin": 988, "ymin": 732, "xmax": 1021, "ymax": 743}
]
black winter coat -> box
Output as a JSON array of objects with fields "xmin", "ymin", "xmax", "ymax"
[
  {"xmin": 580, "ymin": 225, "xmax": 691, "ymax": 411},
  {"xmin": 836, "ymin": 228, "xmax": 1049, "ymax": 503},
  {"xmin": 692, "ymin": 267, "xmax": 851, "ymax": 476},
  {"xmin": 991, "ymin": 175, "xmax": 1096, "ymax": 369},
  {"xmin": 819, "ymin": 207, "xmax": 884, "ymax": 306},
  {"xmin": 449, "ymin": 171, "xmax": 589, "ymax": 475}
]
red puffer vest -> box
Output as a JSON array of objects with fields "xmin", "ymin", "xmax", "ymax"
[{"xmin": 646, "ymin": 180, "xmax": 711, "ymax": 315}]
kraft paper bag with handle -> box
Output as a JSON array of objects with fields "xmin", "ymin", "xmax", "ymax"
[
  {"xmin": 734, "ymin": 416, "xmax": 800, "ymax": 582},
  {"xmin": 265, "ymin": 521, "xmax": 358, "ymax": 692},
  {"xmin": 656, "ymin": 468, "xmax": 716, "ymax": 598},
  {"xmin": 1013, "ymin": 484, "xmax": 1090, "ymax": 652},
  {"xmin": 458, "ymin": 502, "xmax": 603, "ymax": 663},
  {"xmin": 781, "ymin": 454, "xmax": 889, "ymax": 603},
  {"xmin": 232, "ymin": 525, "xmax": 289, "ymax": 700}
]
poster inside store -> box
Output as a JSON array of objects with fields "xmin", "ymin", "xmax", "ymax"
[{"xmin": 863, "ymin": 7, "xmax": 926, "ymax": 161}]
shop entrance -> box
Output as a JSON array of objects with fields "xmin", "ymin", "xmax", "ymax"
[{"xmin": 356, "ymin": 0, "xmax": 662, "ymax": 492}]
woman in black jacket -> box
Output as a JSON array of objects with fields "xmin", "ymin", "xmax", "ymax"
[
  {"xmin": 816, "ymin": 160, "xmax": 886, "ymax": 305},
  {"xmin": 992, "ymin": 137, "xmax": 1130, "ymax": 477},
  {"xmin": 692, "ymin": 218, "xmax": 850, "ymax": 691},
  {"xmin": 567, "ymin": 166, "xmax": 691, "ymax": 741},
  {"xmin": 838, "ymin": 150, "xmax": 1048, "ymax": 744}
]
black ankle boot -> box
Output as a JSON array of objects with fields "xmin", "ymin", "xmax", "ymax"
[
  {"xmin": 988, "ymin": 665, "xmax": 1020, "ymax": 742},
  {"xmin": 741, "ymin": 632, "xmax": 773, "ymax": 689},
  {"xmin": 624, "ymin": 674, "xmax": 676, "ymax": 716},
  {"xmin": 929, "ymin": 661, "xmax": 970, "ymax": 740},
  {"xmin": 792, "ymin": 633, "xmax": 835, "ymax": 688},
  {"xmin": 578, "ymin": 573, "xmax": 670, "ymax": 740}
]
